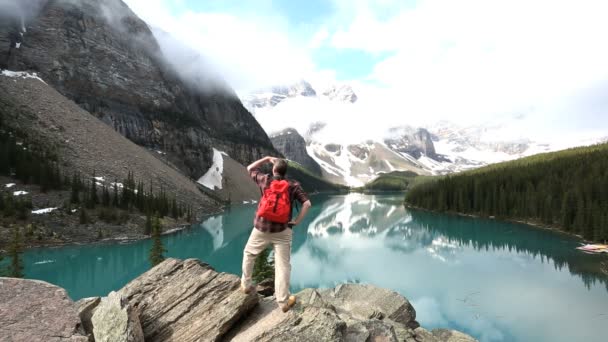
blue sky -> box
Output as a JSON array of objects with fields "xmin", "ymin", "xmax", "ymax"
[{"xmin": 124, "ymin": 0, "xmax": 608, "ymax": 141}]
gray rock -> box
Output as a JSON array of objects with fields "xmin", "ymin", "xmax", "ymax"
[
  {"xmin": 271, "ymin": 128, "xmax": 323, "ymax": 176},
  {"xmin": 91, "ymin": 291, "xmax": 144, "ymax": 342},
  {"xmin": 0, "ymin": 277, "xmax": 88, "ymax": 342},
  {"xmin": 75, "ymin": 296, "xmax": 100, "ymax": 340},
  {"xmin": 413, "ymin": 327, "xmax": 441, "ymax": 342},
  {"xmin": 431, "ymin": 329, "xmax": 478, "ymax": 342},
  {"xmin": 322, "ymin": 85, "xmax": 358, "ymax": 103},
  {"xmin": 226, "ymin": 297, "xmax": 347, "ymax": 342},
  {"xmin": 118, "ymin": 258, "xmax": 258, "ymax": 342},
  {"xmin": 345, "ymin": 320, "xmax": 399, "ymax": 342},
  {"xmin": 256, "ymin": 278, "xmax": 275, "ymax": 297},
  {"xmin": 318, "ymin": 283, "xmax": 417, "ymax": 326},
  {"xmin": 385, "ymin": 127, "xmax": 438, "ymax": 159},
  {"xmin": 228, "ymin": 284, "xmax": 422, "ymax": 342}
]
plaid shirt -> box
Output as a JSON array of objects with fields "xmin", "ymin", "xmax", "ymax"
[{"xmin": 250, "ymin": 168, "xmax": 309, "ymax": 233}]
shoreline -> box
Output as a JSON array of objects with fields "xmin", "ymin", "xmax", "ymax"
[
  {"xmin": 404, "ymin": 204, "xmax": 594, "ymax": 244},
  {"xmin": 17, "ymin": 210, "xmax": 221, "ymax": 251}
]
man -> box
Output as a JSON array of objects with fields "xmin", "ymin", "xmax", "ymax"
[{"xmin": 241, "ymin": 156, "xmax": 312, "ymax": 312}]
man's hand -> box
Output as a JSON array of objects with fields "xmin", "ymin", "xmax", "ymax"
[{"xmin": 288, "ymin": 200, "xmax": 311, "ymax": 228}]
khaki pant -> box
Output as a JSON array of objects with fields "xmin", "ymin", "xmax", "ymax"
[{"xmin": 241, "ymin": 227, "xmax": 292, "ymax": 304}]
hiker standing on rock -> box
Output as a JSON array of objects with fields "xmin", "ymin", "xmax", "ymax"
[{"xmin": 241, "ymin": 156, "xmax": 312, "ymax": 312}]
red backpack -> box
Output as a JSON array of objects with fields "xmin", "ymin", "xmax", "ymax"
[{"xmin": 257, "ymin": 179, "xmax": 291, "ymax": 223}]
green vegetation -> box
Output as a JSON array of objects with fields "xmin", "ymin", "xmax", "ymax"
[
  {"xmin": 253, "ymin": 247, "xmax": 274, "ymax": 283},
  {"xmin": 0, "ymin": 130, "xmax": 64, "ymax": 192},
  {"xmin": 0, "ymin": 130, "xmax": 193, "ymax": 229},
  {"xmin": 286, "ymin": 161, "xmax": 348, "ymax": 193},
  {"xmin": 149, "ymin": 215, "xmax": 166, "ymax": 267},
  {"xmin": 8, "ymin": 226, "xmax": 24, "ymax": 278},
  {"xmin": 357, "ymin": 171, "xmax": 419, "ymax": 192},
  {"xmin": 405, "ymin": 143, "xmax": 608, "ymax": 241}
]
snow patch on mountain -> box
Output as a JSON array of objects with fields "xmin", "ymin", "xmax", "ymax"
[
  {"xmin": 197, "ymin": 148, "xmax": 228, "ymax": 190},
  {"xmin": 1, "ymin": 70, "xmax": 46, "ymax": 83}
]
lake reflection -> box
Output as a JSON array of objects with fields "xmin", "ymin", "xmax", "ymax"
[{"xmin": 22, "ymin": 193, "xmax": 608, "ymax": 342}]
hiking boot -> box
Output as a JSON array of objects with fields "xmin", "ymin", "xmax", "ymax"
[
  {"xmin": 281, "ymin": 295, "xmax": 297, "ymax": 313},
  {"xmin": 240, "ymin": 283, "xmax": 255, "ymax": 295}
]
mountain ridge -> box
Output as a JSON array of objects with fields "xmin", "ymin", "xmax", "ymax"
[{"xmin": 0, "ymin": 0, "xmax": 278, "ymax": 180}]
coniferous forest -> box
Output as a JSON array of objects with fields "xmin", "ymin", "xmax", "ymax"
[
  {"xmin": 405, "ymin": 143, "xmax": 608, "ymax": 242},
  {"xmin": 0, "ymin": 130, "xmax": 193, "ymax": 231}
]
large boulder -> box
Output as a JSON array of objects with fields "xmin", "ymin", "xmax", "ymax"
[
  {"xmin": 75, "ymin": 296, "xmax": 101, "ymax": 340},
  {"xmin": 117, "ymin": 258, "xmax": 258, "ymax": 342},
  {"xmin": 227, "ymin": 284, "xmax": 477, "ymax": 342},
  {"xmin": 91, "ymin": 291, "xmax": 144, "ymax": 342},
  {"xmin": 0, "ymin": 277, "xmax": 88, "ymax": 342},
  {"xmin": 226, "ymin": 297, "xmax": 347, "ymax": 342},
  {"xmin": 315, "ymin": 284, "xmax": 417, "ymax": 327}
]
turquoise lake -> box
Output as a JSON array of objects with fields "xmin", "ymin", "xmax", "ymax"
[{"xmin": 21, "ymin": 194, "xmax": 608, "ymax": 342}]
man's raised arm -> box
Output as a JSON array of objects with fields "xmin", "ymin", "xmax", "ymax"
[{"xmin": 246, "ymin": 156, "xmax": 277, "ymax": 172}]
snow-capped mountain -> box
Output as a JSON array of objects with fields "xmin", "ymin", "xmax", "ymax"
[
  {"xmin": 244, "ymin": 80, "xmax": 317, "ymax": 110},
  {"xmin": 243, "ymin": 81, "xmax": 605, "ymax": 186},
  {"xmin": 322, "ymin": 84, "xmax": 358, "ymax": 103}
]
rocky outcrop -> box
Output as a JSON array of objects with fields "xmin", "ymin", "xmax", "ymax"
[
  {"xmin": 270, "ymin": 128, "xmax": 323, "ymax": 176},
  {"xmin": 246, "ymin": 80, "xmax": 317, "ymax": 109},
  {"xmin": 0, "ymin": 277, "xmax": 88, "ymax": 341},
  {"xmin": 385, "ymin": 127, "xmax": 438, "ymax": 159},
  {"xmin": 322, "ymin": 84, "xmax": 358, "ymax": 103},
  {"xmin": 75, "ymin": 296, "xmax": 101, "ymax": 340},
  {"xmin": 117, "ymin": 258, "xmax": 258, "ymax": 341},
  {"xmin": 1, "ymin": 259, "xmax": 477, "ymax": 342},
  {"xmin": 91, "ymin": 291, "xmax": 144, "ymax": 342},
  {"xmin": 0, "ymin": 0, "xmax": 277, "ymax": 179},
  {"xmin": 228, "ymin": 284, "xmax": 478, "ymax": 342}
]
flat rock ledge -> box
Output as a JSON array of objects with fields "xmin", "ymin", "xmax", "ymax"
[
  {"xmin": 0, "ymin": 277, "xmax": 88, "ymax": 342},
  {"xmin": 1, "ymin": 259, "xmax": 478, "ymax": 342}
]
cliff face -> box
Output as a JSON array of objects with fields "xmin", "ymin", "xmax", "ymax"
[
  {"xmin": 385, "ymin": 127, "xmax": 438, "ymax": 159},
  {"xmin": 270, "ymin": 128, "xmax": 322, "ymax": 176},
  {"xmin": 0, "ymin": 0, "xmax": 277, "ymax": 179}
]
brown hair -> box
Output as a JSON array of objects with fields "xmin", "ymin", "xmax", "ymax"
[{"xmin": 273, "ymin": 159, "xmax": 288, "ymax": 177}]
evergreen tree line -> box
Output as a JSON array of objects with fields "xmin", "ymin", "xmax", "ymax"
[
  {"xmin": 1, "ymin": 130, "xmax": 194, "ymax": 225},
  {"xmin": 69, "ymin": 170, "xmax": 194, "ymax": 225},
  {"xmin": 405, "ymin": 143, "xmax": 608, "ymax": 242},
  {"xmin": 0, "ymin": 131, "xmax": 63, "ymax": 192},
  {"xmin": 0, "ymin": 226, "xmax": 24, "ymax": 278}
]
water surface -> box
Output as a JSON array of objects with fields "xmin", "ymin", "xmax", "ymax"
[{"xmin": 22, "ymin": 194, "xmax": 608, "ymax": 342}]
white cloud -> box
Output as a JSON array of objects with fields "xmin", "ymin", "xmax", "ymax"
[
  {"xmin": 123, "ymin": 0, "xmax": 316, "ymax": 94},
  {"xmin": 319, "ymin": 0, "xmax": 608, "ymax": 132},
  {"xmin": 122, "ymin": 0, "xmax": 608, "ymax": 143}
]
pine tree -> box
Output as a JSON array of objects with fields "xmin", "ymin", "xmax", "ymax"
[
  {"xmin": 102, "ymin": 185, "xmax": 110, "ymax": 207},
  {"xmin": 149, "ymin": 216, "xmax": 166, "ymax": 267},
  {"xmin": 112, "ymin": 179, "xmax": 119, "ymax": 207},
  {"xmin": 144, "ymin": 212, "xmax": 153, "ymax": 235},
  {"xmin": 90, "ymin": 172, "xmax": 99, "ymax": 208},
  {"xmin": 8, "ymin": 226, "xmax": 24, "ymax": 278},
  {"xmin": 79, "ymin": 208, "xmax": 89, "ymax": 224},
  {"xmin": 171, "ymin": 197, "xmax": 179, "ymax": 219},
  {"xmin": 253, "ymin": 247, "xmax": 274, "ymax": 283}
]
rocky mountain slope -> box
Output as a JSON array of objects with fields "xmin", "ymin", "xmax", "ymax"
[
  {"xmin": 0, "ymin": 0, "xmax": 277, "ymax": 180},
  {"xmin": 0, "ymin": 258, "xmax": 478, "ymax": 342},
  {"xmin": 270, "ymin": 128, "xmax": 322, "ymax": 176},
  {"xmin": 0, "ymin": 72, "xmax": 219, "ymax": 228}
]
